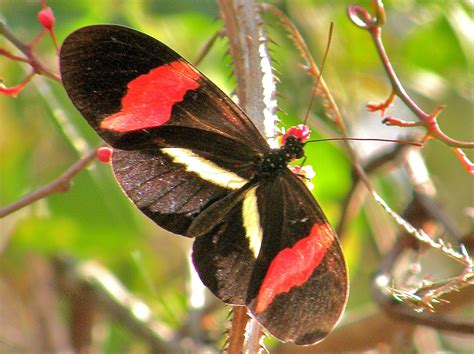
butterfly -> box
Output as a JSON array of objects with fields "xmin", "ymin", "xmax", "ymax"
[{"xmin": 60, "ymin": 24, "xmax": 348, "ymax": 345}]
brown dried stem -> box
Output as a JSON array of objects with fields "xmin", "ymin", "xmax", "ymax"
[
  {"xmin": 369, "ymin": 146, "xmax": 474, "ymax": 332},
  {"xmin": 193, "ymin": 29, "xmax": 225, "ymax": 67},
  {"xmin": 226, "ymin": 306, "xmax": 251, "ymax": 353},
  {"xmin": 373, "ymin": 236, "xmax": 474, "ymax": 334},
  {"xmin": 336, "ymin": 143, "xmax": 411, "ymax": 238},
  {"xmin": 258, "ymin": 3, "xmax": 347, "ymax": 135}
]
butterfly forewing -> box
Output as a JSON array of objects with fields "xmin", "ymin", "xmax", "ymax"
[
  {"xmin": 61, "ymin": 25, "xmax": 269, "ymax": 236},
  {"xmin": 60, "ymin": 25, "xmax": 268, "ymax": 153},
  {"xmin": 112, "ymin": 148, "xmax": 228, "ymax": 235}
]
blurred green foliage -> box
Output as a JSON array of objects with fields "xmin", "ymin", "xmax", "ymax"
[{"xmin": 0, "ymin": 0, "xmax": 472, "ymax": 352}]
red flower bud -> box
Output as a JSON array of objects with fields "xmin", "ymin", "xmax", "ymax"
[
  {"xmin": 97, "ymin": 147, "xmax": 113, "ymax": 163},
  {"xmin": 38, "ymin": 7, "xmax": 55, "ymax": 30}
]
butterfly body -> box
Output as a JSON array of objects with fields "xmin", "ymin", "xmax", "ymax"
[{"xmin": 60, "ymin": 24, "xmax": 348, "ymax": 345}]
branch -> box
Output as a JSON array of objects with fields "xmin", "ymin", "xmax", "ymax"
[
  {"xmin": 348, "ymin": 1, "xmax": 473, "ymax": 175},
  {"xmin": 219, "ymin": 0, "xmax": 279, "ymax": 145},
  {"xmin": 258, "ymin": 3, "xmax": 348, "ymax": 136},
  {"xmin": 0, "ymin": 20, "xmax": 60, "ymax": 82},
  {"xmin": 370, "ymin": 149, "xmax": 474, "ymax": 331},
  {"xmin": 0, "ymin": 147, "xmax": 101, "ymax": 218},
  {"xmin": 336, "ymin": 143, "xmax": 411, "ymax": 238},
  {"xmin": 0, "ymin": 5, "xmax": 60, "ymax": 98}
]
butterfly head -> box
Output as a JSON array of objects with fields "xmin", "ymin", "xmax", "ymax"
[
  {"xmin": 280, "ymin": 124, "xmax": 310, "ymax": 161},
  {"xmin": 282, "ymin": 135, "xmax": 305, "ymax": 160},
  {"xmin": 281, "ymin": 124, "xmax": 311, "ymax": 145}
]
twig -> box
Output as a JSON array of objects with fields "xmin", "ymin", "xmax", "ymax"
[
  {"xmin": 257, "ymin": 10, "xmax": 473, "ymax": 344},
  {"xmin": 193, "ymin": 29, "xmax": 225, "ymax": 66},
  {"xmin": 0, "ymin": 147, "xmax": 101, "ymax": 218},
  {"xmin": 373, "ymin": 239, "xmax": 474, "ymax": 334},
  {"xmin": 245, "ymin": 316, "xmax": 266, "ymax": 354},
  {"xmin": 338, "ymin": 143, "xmax": 472, "ymax": 319},
  {"xmin": 370, "ymin": 156, "xmax": 474, "ymax": 332},
  {"xmin": 348, "ymin": 1, "xmax": 473, "ymax": 177},
  {"xmin": 401, "ymin": 148, "xmax": 462, "ymax": 238},
  {"xmin": 258, "ymin": 3, "xmax": 347, "ymax": 135},
  {"xmin": 0, "ymin": 20, "xmax": 60, "ymax": 82},
  {"xmin": 274, "ymin": 309, "xmax": 417, "ymax": 353},
  {"xmin": 227, "ymin": 307, "xmax": 250, "ymax": 353},
  {"xmin": 275, "ymin": 280, "xmax": 474, "ymax": 354}
]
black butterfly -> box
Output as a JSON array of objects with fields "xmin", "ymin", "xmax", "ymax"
[{"xmin": 60, "ymin": 24, "xmax": 348, "ymax": 345}]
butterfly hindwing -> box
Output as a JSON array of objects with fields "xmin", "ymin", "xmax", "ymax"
[
  {"xmin": 192, "ymin": 192, "xmax": 258, "ymax": 304},
  {"xmin": 193, "ymin": 170, "xmax": 347, "ymax": 344},
  {"xmin": 248, "ymin": 170, "xmax": 347, "ymax": 344}
]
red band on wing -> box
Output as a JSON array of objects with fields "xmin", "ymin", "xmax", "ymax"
[
  {"xmin": 255, "ymin": 223, "xmax": 334, "ymax": 313},
  {"xmin": 101, "ymin": 59, "xmax": 200, "ymax": 132}
]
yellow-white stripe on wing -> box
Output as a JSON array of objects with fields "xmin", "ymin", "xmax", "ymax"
[
  {"xmin": 162, "ymin": 147, "xmax": 263, "ymax": 258},
  {"xmin": 161, "ymin": 148, "xmax": 248, "ymax": 190},
  {"xmin": 242, "ymin": 187, "xmax": 263, "ymax": 258}
]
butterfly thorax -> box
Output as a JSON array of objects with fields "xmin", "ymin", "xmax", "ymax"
[{"xmin": 256, "ymin": 136, "xmax": 305, "ymax": 178}]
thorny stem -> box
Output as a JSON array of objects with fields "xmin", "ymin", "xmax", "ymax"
[
  {"xmin": 0, "ymin": 20, "xmax": 61, "ymax": 82},
  {"xmin": 193, "ymin": 29, "xmax": 224, "ymax": 66},
  {"xmin": 370, "ymin": 147, "xmax": 474, "ymax": 316},
  {"xmin": 336, "ymin": 143, "xmax": 412, "ymax": 237},
  {"xmin": 373, "ymin": 232, "xmax": 474, "ymax": 333},
  {"xmin": 348, "ymin": 2, "xmax": 473, "ymax": 150},
  {"xmin": 258, "ymin": 3, "xmax": 348, "ymax": 136},
  {"xmin": 217, "ymin": 0, "xmax": 272, "ymax": 351},
  {"xmin": 265, "ymin": 5, "xmax": 473, "ymax": 321},
  {"xmin": 417, "ymin": 249, "xmax": 473, "ymax": 310}
]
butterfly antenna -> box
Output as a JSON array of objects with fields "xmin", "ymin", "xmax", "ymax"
[
  {"xmin": 303, "ymin": 22, "xmax": 334, "ymax": 125},
  {"xmin": 305, "ymin": 137, "xmax": 423, "ymax": 147}
]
